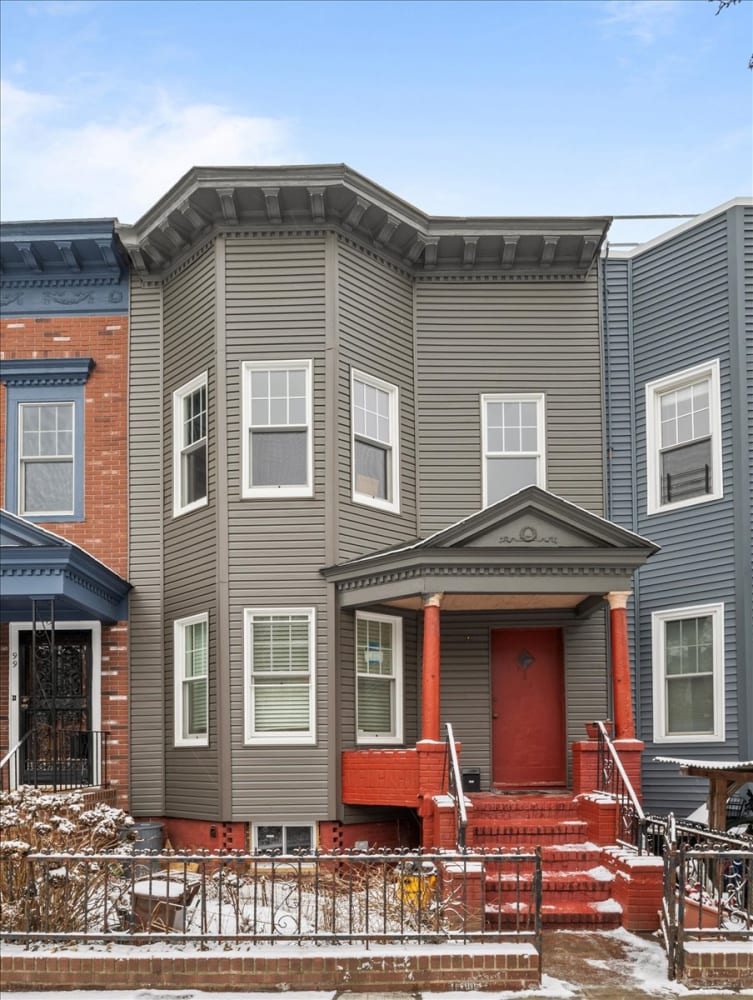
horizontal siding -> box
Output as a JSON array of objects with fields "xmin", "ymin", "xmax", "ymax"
[
  {"xmin": 128, "ymin": 281, "xmax": 165, "ymax": 814},
  {"xmin": 624, "ymin": 213, "xmax": 740, "ymax": 816},
  {"xmin": 603, "ymin": 258, "xmax": 635, "ymax": 530},
  {"xmin": 223, "ymin": 236, "xmax": 330, "ymax": 821},
  {"xmin": 741, "ymin": 206, "xmax": 753, "ymax": 760},
  {"xmin": 161, "ymin": 248, "xmax": 220, "ymax": 819},
  {"xmin": 337, "ymin": 240, "xmax": 418, "ymax": 561},
  {"xmin": 415, "ymin": 277, "xmax": 604, "ymax": 535}
]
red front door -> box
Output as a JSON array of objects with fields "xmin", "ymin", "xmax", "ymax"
[{"xmin": 491, "ymin": 628, "xmax": 566, "ymax": 788}]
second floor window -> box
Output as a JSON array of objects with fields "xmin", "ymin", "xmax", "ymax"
[
  {"xmin": 19, "ymin": 402, "xmax": 75, "ymax": 516},
  {"xmin": 351, "ymin": 369, "xmax": 399, "ymax": 513},
  {"xmin": 482, "ymin": 393, "xmax": 545, "ymax": 505},
  {"xmin": 242, "ymin": 360, "xmax": 312, "ymax": 498},
  {"xmin": 173, "ymin": 373, "xmax": 208, "ymax": 516},
  {"xmin": 646, "ymin": 360, "xmax": 722, "ymax": 514}
]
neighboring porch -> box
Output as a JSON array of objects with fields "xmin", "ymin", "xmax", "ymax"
[
  {"xmin": 0, "ymin": 510, "xmax": 130, "ymax": 794},
  {"xmin": 323, "ymin": 487, "xmax": 658, "ymax": 843}
]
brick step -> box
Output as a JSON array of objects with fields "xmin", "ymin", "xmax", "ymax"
[
  {"xmin": 485, "ymin": 898, "xmax": 623, "ymax": 930},
  {"xmin": 468, "ymin": 794, "xmax": 579, "ymax": 820},
  {"xmin": 469, "ymin": 819, "xmax": 589, "ymax": 846},
  {"xmin": 485, "ymin": 868, "xmax": 615, "ymax": 906}
]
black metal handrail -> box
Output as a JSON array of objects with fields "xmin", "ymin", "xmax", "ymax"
[
  {"xmin": 0, "ymin": 729, "xmax": 108, "ymax": 792},
  {"xmin": 445, "ymin": 723, "xmax": 468, "ymax": 848},
  {"xmin": 593, "ymin": 720, "xmax": 650, "ymax": 851}
]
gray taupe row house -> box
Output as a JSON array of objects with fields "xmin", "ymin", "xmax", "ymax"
[{"xmin": 117, "ymin": 165, "xmax": 659, "ymax": 852}]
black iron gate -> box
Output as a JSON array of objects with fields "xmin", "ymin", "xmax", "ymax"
[{"xmin": 19, "ymin": 625, "xmax": 93, "ymax": 787}]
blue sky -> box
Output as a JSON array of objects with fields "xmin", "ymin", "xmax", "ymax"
[{"xmin": 0, "ymin": 0, "xmax": 750, "ymax": 243}]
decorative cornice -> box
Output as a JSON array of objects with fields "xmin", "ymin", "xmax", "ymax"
[
  {"xmin": 115, "ymin": 164, "xmax": 611, "ymax": 280},
  {"xmin": 0, "ymin": 356, "xmax": 95, "ymax": 387}
]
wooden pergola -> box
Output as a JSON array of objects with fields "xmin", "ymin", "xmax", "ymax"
[{"xmin": 655, "ymin": 757, "xmax": 753, "ymax": 832}]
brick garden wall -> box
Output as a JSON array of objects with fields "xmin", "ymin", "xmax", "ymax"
[{"xmin": 0, "ymin": 945, "xmax": 541, "ymax": 993}]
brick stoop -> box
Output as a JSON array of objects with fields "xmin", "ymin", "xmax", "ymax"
[{"xmin": 466, "ymin": 792, "xmax": 624, "ymax": 931}]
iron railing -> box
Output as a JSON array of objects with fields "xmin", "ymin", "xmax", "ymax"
[
  {"xmin": 445, "ymin": 723, "xmax": 468, "ymax": 848},
  {"xmin": 0, "ymin": 730, "xmax": 108, "ymax": 792},
  {"xmin": 660, "ymin": 815, "xmax": 753, "ymax": 980},
  {"xmin": 0, "ymin": 847, "xmax": 542, "ymax": 949},
  {"xmin": 593, "ymin": 720, "xmax": 655, "ymax": 851}
]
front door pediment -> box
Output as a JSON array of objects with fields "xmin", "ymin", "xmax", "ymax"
[{"xmin": 461, "ymin": 512, "xmax": 601, "ymax": 549}]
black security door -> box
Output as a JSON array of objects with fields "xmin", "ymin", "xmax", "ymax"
[{"xmin": 19, "ymin": 630, "xmax": 92, "ymax": 786}]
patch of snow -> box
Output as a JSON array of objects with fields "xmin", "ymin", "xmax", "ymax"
[
  {"xmin": 556, "ymin": 841, "xmax": 598, "ymax": 851},
  {"xmin": 586, "ymin": 865, "xmax": 615, "ymax": 881},
  {"xmin": 683, "ymin": 939, "xmax": 753, "ymax": 954},
  {"xmin": 589, "ymin": 898, "xmax": 622, "ymax": 913}
]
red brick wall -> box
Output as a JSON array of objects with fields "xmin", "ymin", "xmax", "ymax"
[
  {"xmin": 0, "ymin": 947, "xmax": 541, "ymax": 992},
  {"xmin": 0, "ymin": 315, "xmax": 130, "ymax": 807}
]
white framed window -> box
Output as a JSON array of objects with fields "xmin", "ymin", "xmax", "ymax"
[
  {"xmin": 174, "ymin": 613, "xmax": 209, "ymax": 746},
  {"xmin": 244, "ymin": 608, "xmax": 316, "ymax": 744},
  {"xmin": 253, "ymin": 823, "xmax": 315, "ymax": 853},
  {"xmin": 18, "ymin": 401, "xmax": 75, "ymax": 517},
  {"xmin": 242, "ymin": 360, "xmax": 313, "ymax": 498},
  {"xmin": 351, "ymin": 369, "xmax": 400, "ymax": 513},
  {"xmin": 645, "ymin": 360, "xmax": 722, "ymax": 515},
  {"xmin": 652, "ymin": 603, "xmax": 725, "ymax": 744},
  {"xmin": 481, "ymin": 393, "xmax": 546, "ymax": 506},
  {"xmin": 173, "ymin": 373, "xmax": 208, "ymax": 516},
  {"xmin": 355, "ymin": 611, "xmax": 403, "ymax": 744}
]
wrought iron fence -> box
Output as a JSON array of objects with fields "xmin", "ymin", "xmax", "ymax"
[
  {"xmin": 1, "ymin": 730, "xmax": 109, "ymax": 793},
  {"xmin": 0, "ymin": 847, "xmax": 542, "ymax": 950},
  {"xmin": 593, "ymin": 720, "xmax": 655, "ymax": 852},
  {"xmin": 661, "ymin": 829, "xmax": 753, "ymax": 980}
]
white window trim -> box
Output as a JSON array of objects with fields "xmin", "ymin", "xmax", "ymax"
[
  {"xmin": 252, "ymin": 822, "xmax": 317, "ymax": 853},
  {"xmin": 244, "ymin": 607, "xmax": 316, "ymax": 746},
  {"xmin": 481, "ymin": 392, "xmax": 546, "ymax": 507},
  {"xmin": 651, "ymin": 602, "xmax": 725, "ymax": 744},
  {"xmin": 241, "ymin": 359, "xmax": 313, "ymax": 499},
  {"xmin": 172, "ymin": 372, "xmax": 209, "ymax": 517},
  {"xmin": 350, "ymin": 368, "xmax": 400, "ymax": 514},
  {"xmin": 645, "ymin": 359, "xmax": 722, "ymax": 516},
  {"xmin": 355, "ymin": 610, "xmax": 403, "ymax": 745},
  {"xmin": 173, "ymin": 612, "xmax": 209, "ymax": 747}
]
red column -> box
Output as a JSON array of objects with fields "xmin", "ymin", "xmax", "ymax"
[
  {"xmin": 607, "ymin": 591, "xmax": 635, "ymax": 739},
  {"xmin": 421, "ymin": 593, "xmax": 442, "ymax": 742}
]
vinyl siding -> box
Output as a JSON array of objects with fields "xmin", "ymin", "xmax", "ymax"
[
  {"xmin": 223, "ymin": 236, "xmax": 330, "ymax": 822},
  {"xmin": 415, "ymin": 276, "xmax": 604, "ymax": 536},
  {"xmin": 738, "ymin": 205, "xmax": 753, "ymax": 760},
  {"xmin": 128, "ymin": 281, "xmax": 165, "ymax": 814},
  {"xmin": 607, "ymin": 212, "xmax": 740, "ymax": 816},
  {"xmin": 162, "ymin": 248, "xmax": 219, "ymax": 819},
  {"xmin": 337, "ymin": 240, "xmax": 418, "ymax": 561}
]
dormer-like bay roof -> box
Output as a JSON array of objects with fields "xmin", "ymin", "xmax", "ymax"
[{"xmin": 117, "ymin": 164, "xmax": 611, "ymax": 280}]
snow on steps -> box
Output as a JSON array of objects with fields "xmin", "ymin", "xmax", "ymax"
[{"xmin": 465, "ymin": 792, "xmax": 624, "ymax": 930}]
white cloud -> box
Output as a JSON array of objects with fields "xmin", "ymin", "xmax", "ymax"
[
  {"xmin": 0, "ymin": 82, "xmax": 298, "ymax": 222},
  {"xmin": 600, "ymin": 0, "xmax": 681, "ymax": 44}
]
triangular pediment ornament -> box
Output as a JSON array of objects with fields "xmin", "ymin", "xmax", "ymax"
[{"xmin": 424, "ymin": 486, "xmax": 657, "ymax": 553}]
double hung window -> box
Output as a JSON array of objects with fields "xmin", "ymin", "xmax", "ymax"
[
  {"xmin": 174, "ymin": 613, "xmax": 209, "ymax": 746},
  {"xmin": 646, "ymin": 361, "xmax": 722, "ymax": 514},
  {"xmin": 244, "ymin": 608, "xmax": 315, "ymax": 744},
  {"xmin": 652, "ymin": 603, "xmax": 724, "ymax": 743},
  {"xmin": 482, "ymin": 393, "xmax": 545, "ymax": 506},
  {"xmin": 351, "ymin": 370, "xmax": 399, "ymax": 512},
  {"xmin": 355, "ymin": 611, "xmax": 402, "ymax": 743},
  {"xmin": 242, "ymin": 360, "xmax": 312, "ymax": 497},
  {"xmin": 1, "ymin": 357, "xmax": 92, "ymax": 522},
  {"xmin": 173, "ymin": 373, "xmax": 208, "ymax": 516}
]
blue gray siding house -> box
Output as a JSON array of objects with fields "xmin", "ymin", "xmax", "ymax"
[{"xmin": 603, "ymin": 198, "xmax": 753, "ymax": 816}]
